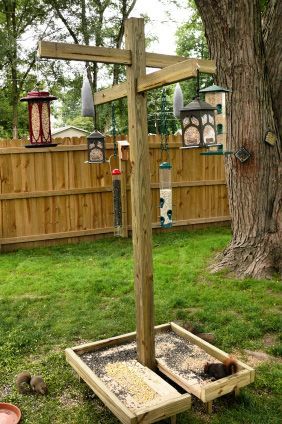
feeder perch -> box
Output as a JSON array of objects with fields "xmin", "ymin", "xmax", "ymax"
[
  {"xmin": 159, "ymin": 162, "xmax": 172, "ymax": 228},
  {"xmin": 200, "ymin": 144, "xmax": 233, "ymax": 156},
  {"xmin": 112, "ymin": 168, "xmax": 122, "ymax": 236},
  {"xmin": 20, "ymin": 91, "xmax": 57, "ymax": 147},
  {"xmin": 87, "ymin": 131, "xmax": 106, "ymax": 163}
]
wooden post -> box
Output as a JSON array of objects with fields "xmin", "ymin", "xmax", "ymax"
[
  {"xmin": 118, "ymin": 155, "xmax": 128, "ymax": 238},
  {"xmin": 125, "ymin": 18, "xmax": 156, "ymax": 369}
]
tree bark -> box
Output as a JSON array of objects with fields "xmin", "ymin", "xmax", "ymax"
[{"xmin": 195, "ymin": 0, "xmax": 281, "ymax": 278}]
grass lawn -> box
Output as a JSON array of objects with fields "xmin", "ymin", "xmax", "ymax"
[{"xmin": 0, "ymin": 227, "xmax": 281, "ymax": 423}]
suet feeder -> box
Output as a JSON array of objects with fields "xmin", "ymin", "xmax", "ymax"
[
  {"xmin": 159, "ymin": 162, "xmax": 172, "ymax": 228},
  {"xmin": 112, "ymin": 168, "xmax": 122, "ymax": 236},
  {"xmin": 20, "ymin": 91, "xmax": 57, "ymax": 147},
  {"xmin": 87, "ymin": 131, "xmax": 106, "ymax": 163}
]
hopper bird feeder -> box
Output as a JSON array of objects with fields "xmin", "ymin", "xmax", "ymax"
[
  {"xmin": 159, "ymin": 162, "xmax": 172, "ymax": 228},
  {"xmin": 180, "ymin": 98, "xmax": 220, "ymax": 149},
  {"xmin": 20, "ymin": 91, "xmax": 57, "ymax": 147},
  {"xmin": 87, "ymin": 130, "xmax": 106, "ymax": 163},
  {"xmin": 112, "ymin": 168, "xmax": 122, "ymax": 236}
]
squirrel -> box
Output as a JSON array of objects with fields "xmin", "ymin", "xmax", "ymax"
[
  {"xmin": 204, "ymin": 357, "xmax": 238, "ymax": 380},
  {"xmin": 16, "ymin": 371, "xmax": 48, "ymax": 395}
]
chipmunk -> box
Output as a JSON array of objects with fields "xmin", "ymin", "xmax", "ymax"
[
  {"xmin": 204, "ymin": 357, "xmax": 238, "ymax": 380},
  {"xmin": 16, "ymin": 371, "xmax": 48, "ymax": 395}
]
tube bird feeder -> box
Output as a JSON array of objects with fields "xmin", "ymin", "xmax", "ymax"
[
  {"xmin": 159, "ymin": 162, "xmax": 172, "ymax": 228},
  {"xmin": 112, "ymin": 168, "xmax": 122, "ymax": 236}
]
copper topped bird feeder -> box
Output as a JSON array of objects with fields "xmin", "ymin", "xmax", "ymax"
[{"xmin": 20, "ymin": 91, "xmax": 57, "ymax": 147}]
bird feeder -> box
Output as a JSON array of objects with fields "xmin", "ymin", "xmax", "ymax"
[
  {"xmin": 159, "ymin": 162, "xmax": 172, "ymax": 228},
  {"xmin": 87, "ymin": 131, "xmax": 106, "ymax": 163},
  {"xmin": 112, "ymin": 169, "xmax": 122, "ymax": 236},
  {"xmin": 180, "ymin": 97, "xmax": 220, "ymax": 149},
  {"xmin": 20, "ymin": 91, "xmax": 57, "ymax": 147}
]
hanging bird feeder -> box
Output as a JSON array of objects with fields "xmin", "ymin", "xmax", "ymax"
[
  {"xmin": 180, "ymin": 97, "xmax": 220, "ymax": 149},
  {"xmin": 159, "ymin": 162, "xmax": 172, "ymax": 228},
  {"xmin": 87, "ymin": 131, "xmax": 106, "ymax": 163},
  {"xmin": 20, "ymin": 91, "xmax": 57, "ymax": 147},
  {"xmin": 112, "ymin": 169, "xmax": 122, "ymax": 236}
]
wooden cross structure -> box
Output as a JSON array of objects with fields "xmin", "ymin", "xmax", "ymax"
[{"xmin": 39, "ymin": 17, "xmax": 215, "ymax": 370}]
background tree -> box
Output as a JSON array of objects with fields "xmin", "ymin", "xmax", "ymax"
[
  {"xmin": 193, "ymin": 0, "xmax": 281, "ymax": 277},
  {"xmin": 0, "ymin": 0, "xmax": 53, "ymax": 139},
  {"xmin": 175, "ymin": 0, "xmax": 211, "ymax": 109}
]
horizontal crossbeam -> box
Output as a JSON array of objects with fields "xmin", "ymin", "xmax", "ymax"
[
  {"xmin": 137, "ymin": 58, "xmax": 198, "ymax": 92},
  {"xmin": 94, "ymin": 59, "xmax": 216, "ymax": 105},
  {"xmin": 39, "ymin": 40, "xmax": 216, "ymax": 106},
  {"xmin": 38, "ymin": 41, "xmax": 132, "ymax": 65},
  {"xmin": 39, "ymin": 41, "xmax": 215, "ymax": 71}
]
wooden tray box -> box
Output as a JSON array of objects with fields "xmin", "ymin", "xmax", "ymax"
[{"xmin": 66, "ymin": 322, "xmax": 254, "ymax": 421}]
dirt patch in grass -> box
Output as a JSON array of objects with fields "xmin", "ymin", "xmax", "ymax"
[
  {"xmin": 233, "ymin": 349, "xmax": 282, "ymax": 368},
  {"xmin": 0, "ymin": 294, "xmax": 49, "ymax": 301},
  {"xmin": 59, "ymin": 391, "xmax": 82, "ymax": 408},
  {"xmin": 263, "ymin": 334, "xmax": 277, "ymax": 347},
  {"xmin": 0, "ymin": 384, "xmax": 12, "ymax": 398}
]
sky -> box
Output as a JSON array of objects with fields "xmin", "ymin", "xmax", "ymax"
[{"xmin": 131, "ymin": 0, "xmax": 191, "ymax": 55}]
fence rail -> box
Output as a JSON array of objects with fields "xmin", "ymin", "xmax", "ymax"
[{"xmin": 0, "ymin": 135, "xmax": 230, "ymax": 251}]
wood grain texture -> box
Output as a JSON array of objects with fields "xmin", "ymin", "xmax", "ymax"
[
  {"xmin": 66, "ymin": 343, "xmax": 191, "ymax": 424},
  {"xmin": 0, "ymin": 136, "xmax": 230, "ymax": 250},
  {"xmin": 39, "ymin": 41, "xmax": 132, "ymax": 65},
  {"xmin": 137, "ymin": 59, "xmax": 198, "ymax": 93},
  {"xmin": 125, "ymin": 17, "xmax": 156, "ymax": 369}
]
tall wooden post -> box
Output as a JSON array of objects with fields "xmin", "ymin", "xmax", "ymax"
[{"xmin": 125, "ymin": 18, "xmax": 156, "ymax": 369}]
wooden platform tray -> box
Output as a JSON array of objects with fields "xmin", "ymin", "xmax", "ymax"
[
  {"xmin": 157, "ymin": 322, "xmax": 255, "ymax": 406},
  {"xmin": 66, "ymin": 322, "xmax": 255, "ymax": 420},
  {"xmin": 66, "ymin": 324, "xmax": 191, "ymax": 424}
]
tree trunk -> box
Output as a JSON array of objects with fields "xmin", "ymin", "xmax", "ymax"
[{"xmin": 195, "ymin": 0, "xmax": 281, "ymax": 278}]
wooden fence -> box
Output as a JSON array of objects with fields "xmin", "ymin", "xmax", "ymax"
[{"xmin": 0, "ymin": 135, "xmax": 230, "ymax": 251}]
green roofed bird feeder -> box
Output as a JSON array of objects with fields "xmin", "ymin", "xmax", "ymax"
[
  {"xmin": 180, "ymin": 98, "xmax": 221, "ymax": 149},
  {"xmin": 199, "ymin": 84, "xmax": 231, "ymax": 94},
  {"xmin": 159, "ymin": 162, "xmax": 172, "ymax": 228},
  {"xmin": 179, "ymin": 71, "xmax": 223, "ymax": 150},
  {"xmin": 87, "ymin": 131, "xmax": 106, "ymax": 163}
]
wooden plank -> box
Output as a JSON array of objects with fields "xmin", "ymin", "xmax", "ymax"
[
  {"xmin": 203, "ymin": 370, "xmax": 251, "ymax": 402},
  {"xmin": 0, "ymin": 141, "xmax": 184, "ymax": 154},
  {"xmin": 94, "ymin": 82, "xmax": 127, "ymax": 106},
  {"xmin": 39, "ymin": 41, "xmax": 132, "ymax": 65},
  {"xmin": 157, "ymin": 358, "xmax": 202, "ymax": 399},
  {"xmin": 38, "ymin": 40, "xmax": 215, "ymax": 72},
  {"xmin": 72, "ymin": 323, "xmax": 171, "ymax": 355},
  {"xmin": 0, "ymin": 145, "xmax": 88, "ymax": 154},
  {"xmin": 151, "ymin": 216, "xmax": 231, "ymax": 228},
  {"xmin": 125, "ymin": 17, "xmax": 155, "ymax": 369},
  {"xmin": 0, "ymin": 216, "xmax": 231, "ymax": 246},
  {"xmin": 137, "ymin": 59, "xmax": 198, "ymax": 93},
  {"xmin": 65, "ymin": 349, "xmax": 135, "ymax": 424},
  {"xmin": 0, "ymin": 187, "xmax": 112, "ymax": 200},
  {"xmin": 135, "ymin": 394, "xmax": 191, "ymax": 423},
  {"xmin": 145, "ymin": 53, "xmax": 215, "ymax": 72},
  {"xmin": 171, "ymin": 322, "xmax": 254, "ymax": 375},
  {"xmin": 150, "ymin": 180, "xmax": 227, "ymax": 189},
  {"xmin": 94, "ymin": 59, "xmax": 215, "ymax": 106},
  {"xmin": 0, "ymin": 226, "xmax": 114, "ymax": 244}
]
